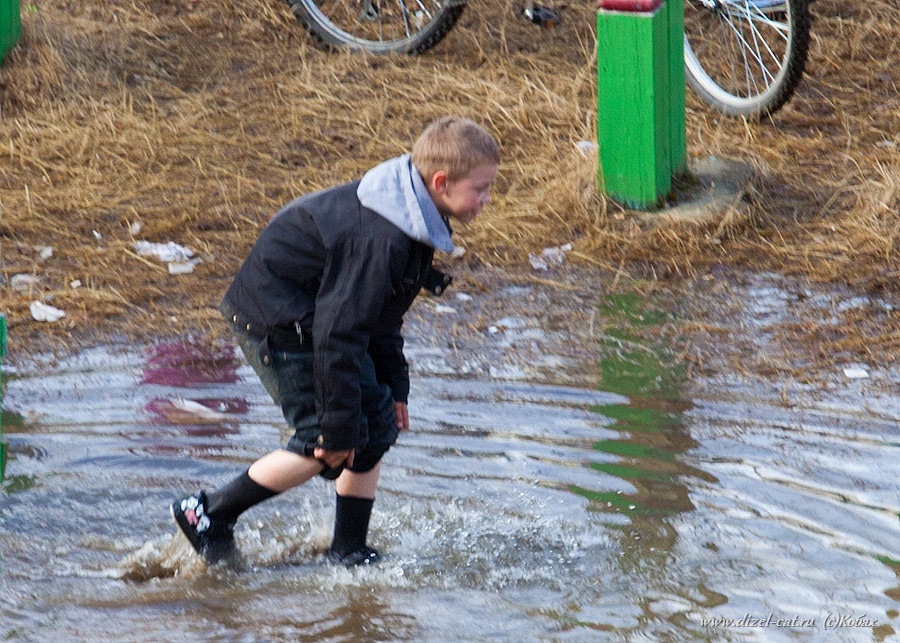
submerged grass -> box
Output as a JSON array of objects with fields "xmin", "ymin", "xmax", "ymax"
[{"xmin": 0, "ymin": 0, "xmax": 897, "ymax": 368}]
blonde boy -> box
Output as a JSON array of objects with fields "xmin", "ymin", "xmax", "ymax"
[{"xmin": 172, "ymin": 117, "xmax": 499, "ymax": 565}]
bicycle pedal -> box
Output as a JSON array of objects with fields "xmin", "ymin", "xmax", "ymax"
[{"xmin": 523, "ymin": 5, "xmax": 561, "ymax": 28}]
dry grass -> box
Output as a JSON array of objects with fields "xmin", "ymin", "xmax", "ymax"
[{"xmin": 0, "ymin": 0, "xmax": 897, "ymax": 365}]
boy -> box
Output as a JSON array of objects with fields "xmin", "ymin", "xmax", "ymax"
[{"xmin": 171, "ymin": 117, "xmax": 500, "ymax": 566}]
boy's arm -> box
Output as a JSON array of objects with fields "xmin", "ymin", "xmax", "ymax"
[
  {"xmin": 368, "ymin": 328, "xmax": 409, "ymax": 404},
  {"xmin": 311, "ymin": 235, "xmax": 405, "ymax": 451}
]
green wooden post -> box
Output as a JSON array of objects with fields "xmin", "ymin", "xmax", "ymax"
[
  {"xmin": 0, "ymin": 314, "xmax": 7, "ymax": 481},
  {"xmin": 667, "ymin": 0, "xmax": 686, "ymax": 176},
  {"xmin": 596, "ymin": 0, "xmax": 686, "ymax": 210},
  {"xmin": 1, "ymin": 0, "xmax": 22, "ymax": 66}
]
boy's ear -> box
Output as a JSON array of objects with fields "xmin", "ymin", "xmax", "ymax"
[{"xmin": 431, "ymin": 170, "xmax": 450, "ymax": 194}]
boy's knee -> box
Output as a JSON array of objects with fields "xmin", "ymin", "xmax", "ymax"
[{"xmin": 349, "ymin": 420, "xmax": 399, "ymax": 473}]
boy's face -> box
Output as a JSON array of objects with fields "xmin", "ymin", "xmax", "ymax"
[{"xmin": 431, "ymin": 163, "xmax": 498, "ymax": 224}]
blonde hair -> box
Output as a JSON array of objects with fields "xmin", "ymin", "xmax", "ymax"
[{"xmin": 411, "ymin": 117, "xmax": 500, "ymax": 181}]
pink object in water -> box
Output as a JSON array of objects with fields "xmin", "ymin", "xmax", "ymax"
[{"xmin": 142, "ymin": 340, "xmax": 241, "ymax": 386}]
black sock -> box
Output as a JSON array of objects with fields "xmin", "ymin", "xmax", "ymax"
[
  {"xmin": 205, "ymin": 469, "xmax": 278, "ymax": 525},
  {"xmin": 330, "ymin": 495, "xmax": 375, "ymax": 557}
]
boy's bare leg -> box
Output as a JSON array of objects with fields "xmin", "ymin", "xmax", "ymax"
[
  {"xmin": 335, "ymin": 461, "xmax": 382, "ymax": 499},
  {"xmin": 248, "ymin": 449, "xmax": 325, "ymax": 493}
]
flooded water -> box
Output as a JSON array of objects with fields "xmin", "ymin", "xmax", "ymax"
[{"xmin": 1, "ymin": 274, "xmax": 898, "ymax": 641}]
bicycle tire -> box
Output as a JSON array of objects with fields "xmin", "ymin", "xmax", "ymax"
[
  {"xmin": 287, "ymin": 1, "xmax": 468, "ymax": 54},
  {"xmin": 684, "ymin": 0, "xmax": 811, "ymax": 118}
]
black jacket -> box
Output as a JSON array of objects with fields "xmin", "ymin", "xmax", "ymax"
[{"xmin": 223, "ymin": 181, "xmax": 436, "ymax": 451}]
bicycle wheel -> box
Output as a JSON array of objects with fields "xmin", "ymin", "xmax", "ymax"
[
  {"xmin": 287, "ymin": 1, "xmax": 468, "ymax": 54},
  {"xmin": 684, "ymin": 0, "xmax": 811, "ymax": 118}
]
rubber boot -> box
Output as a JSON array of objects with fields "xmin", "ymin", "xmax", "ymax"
[{"xmin": 327, "ymin": 494, "xmax": 380, "ymax": 566}]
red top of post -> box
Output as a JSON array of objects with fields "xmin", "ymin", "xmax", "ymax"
[{"xmin": 598, "ymin": 0, "xmax": 664, "ymax": 11}]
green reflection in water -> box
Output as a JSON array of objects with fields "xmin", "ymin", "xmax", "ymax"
[
  {"xmin": 1, "ymin": 350, "xmax": 8, "ymax": 480},
  {"xmin": 591, "ymin": 461, "xmax": 675, "ymax": 484},
  {"xmin": 564, "ymin": 290, "xmax": 712, "ymax": 633},
  {"xmin": 0, "ymin": 409, "xmax": 24, "ymax": 430},
  {"xmin": 590, "ymin": 404, "xmax": 681, "ymax": 432},
  {"xmin": 571, "ymin": 291, "xmax": 705, "ymax": 524},
  {"xmin": 593, "ymin": 439, "xmax": 677, "ymax": 462},
  {"xmin": 2, "ymin": 408, "xmax": 31, "ymax": 489},
  {"xmin": 877, "ymin": 555, "xmax": 900, "ymax": 571},
  {"xmin": 2, "ymin": 474, "xmax": 36, "ymax": 494},
  {"xmin": 569, "ymin": 487, "xmax": 637, "ymax": 511},
  {"xmin": 564, "ymin": 291, "xmax": 730, "ymax": 636}
]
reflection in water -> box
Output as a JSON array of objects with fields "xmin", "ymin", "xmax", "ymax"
[
  {"xmin": 0, "ymin": 407, "xmax": 25, "ymax": 490},
  {"xmin": 141, "ymin": 340, "xmax": 242, "ymax": 387},
  {"xmin": 578, "ymin": 293, "xmax": 731, "ymax": 632},
  {"xmin": 142, "ymin": 341, "xmax": 249, "ymax": 441},
  {"xmin": 584, "ymin": 294, "xmax": 704, "ymax": 521}
]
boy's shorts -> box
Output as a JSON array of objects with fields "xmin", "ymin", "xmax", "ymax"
[{"xmin": 230, "ymin": 324, "xmax": 399, "ymax": 480}]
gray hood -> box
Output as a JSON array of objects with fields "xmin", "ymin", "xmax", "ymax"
[{"xmin": 357, "ymin": 154, "xmax": 454, "ymax": 253}]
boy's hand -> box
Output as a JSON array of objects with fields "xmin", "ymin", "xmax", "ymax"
[
  {"xmin": 313, "ymin": 447, "xmax": 354, "ymax": 469},
  {"xmin": 394, "ymin": 401, "xmax": 409, "ymax": 431}
]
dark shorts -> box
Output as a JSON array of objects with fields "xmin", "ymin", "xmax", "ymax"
[{"xmin": 230, "ymin": 325, "xmax": 399, "ymax": 479}]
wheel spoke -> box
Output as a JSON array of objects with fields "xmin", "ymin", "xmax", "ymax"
[
  {"xmin": 717, "ymin": 3, "xmax": 777, "ymax": 93},
  {"xmin": 401, "ymin": 3, "xmax": 414, "ymax": 39},
  {"xmin": 411, "ymin": 0, "xmax": 438, "ymax": 21}
]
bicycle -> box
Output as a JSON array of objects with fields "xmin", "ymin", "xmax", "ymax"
[{"xmin": 284, "ymin": 0, "xmax": 811, "ymax": 118}]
